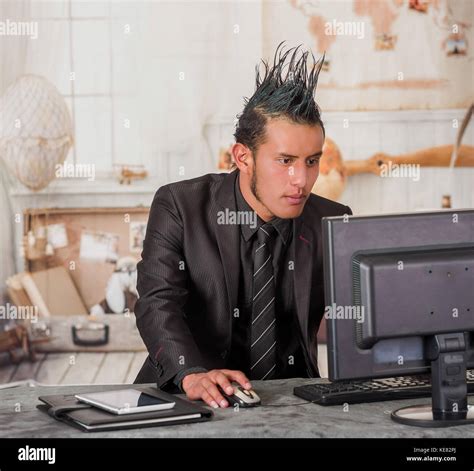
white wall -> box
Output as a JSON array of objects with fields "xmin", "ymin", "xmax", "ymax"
[{"xmin": 18, "ymin": 0, "xmax": 265, "ymax": 180}]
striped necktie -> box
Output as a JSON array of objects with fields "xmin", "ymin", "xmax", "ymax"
[{"xmin": 250, "ymin": 223, "xmax": 277, "ymax": 380}]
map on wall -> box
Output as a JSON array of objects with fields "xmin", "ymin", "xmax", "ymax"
[{"xmin": 263, "ymin": 0, "xmax": 473, "ymax": 110}]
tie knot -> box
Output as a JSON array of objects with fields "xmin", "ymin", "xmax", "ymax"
[{"xmin": 257, "ymin": 223, "xmax": 276, "ymax": 244}]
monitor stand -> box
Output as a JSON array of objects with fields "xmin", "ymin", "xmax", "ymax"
[{"xmin": 391, "ymin": 332, "xmax": 474, "ymax": 427}]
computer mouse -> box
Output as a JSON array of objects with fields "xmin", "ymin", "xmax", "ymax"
[{"xmin": 219, "ymin": 384, "xmax": 261, "ymax": 408}]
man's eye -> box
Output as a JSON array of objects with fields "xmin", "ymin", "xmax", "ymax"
[
  {"xmin": 278, "ymin": 158, "xmax": 293, "ymax": 165},
  {"xmin": 307, "ymin": 158, "xmax": 320, "ymax": 166}
]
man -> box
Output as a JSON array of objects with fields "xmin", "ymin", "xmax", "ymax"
[{"xmin": 134, "ymin": 43, "xmax": 352, "ymax": 409}]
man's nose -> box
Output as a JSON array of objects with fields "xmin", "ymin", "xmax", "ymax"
[{"xmin": 289, "ymin": 164, "xmax": 308, "ymax": 189}]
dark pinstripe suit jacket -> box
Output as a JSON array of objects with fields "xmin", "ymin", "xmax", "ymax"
[{"xmin": 134, "ymin": 169, "xmax": 352, "ymax": 388}]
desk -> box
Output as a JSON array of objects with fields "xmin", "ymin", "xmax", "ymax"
[{"xmin": 0, "ymin": 378, "xmax": 472, "ymax": 438}]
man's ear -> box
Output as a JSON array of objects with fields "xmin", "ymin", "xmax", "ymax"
[{"xmin": 232, "ymin": 143, "xmax": 252, "ymax": 174}]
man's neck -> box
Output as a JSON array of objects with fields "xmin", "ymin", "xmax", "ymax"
[{"xmin": 238, "ymin": 172, "xmax": 273, "ymax": 222}]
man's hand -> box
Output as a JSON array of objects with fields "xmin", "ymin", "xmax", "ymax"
[{"xmin": 181, "ymin": 369, "xmax": 252, "ymax": 408}]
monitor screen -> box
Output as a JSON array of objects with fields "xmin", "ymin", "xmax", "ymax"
[{"xmin": 323, "ymin": 209, "xmax": 474, "ymax": 382}]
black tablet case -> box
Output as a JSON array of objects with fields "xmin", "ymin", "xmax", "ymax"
[{"xmin": 37, "ymin": 386, "xmax": 213, "ymax": 432}]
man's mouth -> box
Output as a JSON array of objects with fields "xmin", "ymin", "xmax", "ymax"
[{"xmin": 285, "ymin": 194, "xmax": 306, "ymax": 205}]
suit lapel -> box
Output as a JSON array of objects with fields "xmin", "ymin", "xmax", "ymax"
[
  {"xmin": 215, "ymin": 170, "xmax": 241, "ymax": 327},
  {"xmin": 293, "ymin": 215, "xmax": 314, "ymax": 353}
]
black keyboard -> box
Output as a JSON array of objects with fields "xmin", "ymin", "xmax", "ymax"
[{"xmin": 294, "ymin": 370, "xmax": 474, "ymax": 406}]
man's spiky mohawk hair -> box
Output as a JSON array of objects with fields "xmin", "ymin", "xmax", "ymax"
[{"xmin": 234, "ymin": 41, "xmax": 325, "ymax": 155}]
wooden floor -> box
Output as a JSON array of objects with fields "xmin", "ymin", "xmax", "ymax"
[{"xmin": 0, "ymin": 351, "xmax": 149, "ymax": 387}]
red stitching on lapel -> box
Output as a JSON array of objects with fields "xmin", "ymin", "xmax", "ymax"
[
  {"xmin": 155, "ymin": 346, "xmax": 163, "ymax": 360},
  {"xmin": 298, "ymin": 234, "xmax": 310, "ymax": 244}
]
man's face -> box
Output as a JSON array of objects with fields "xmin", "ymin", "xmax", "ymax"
[{"xmin": 247, "ymin": 118, "xmax": 323, "ymax": 220}]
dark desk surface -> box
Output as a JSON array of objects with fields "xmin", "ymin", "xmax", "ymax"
[{"xmin": 0, "ymin": 378, "xmax": 472, "ymax": 438}]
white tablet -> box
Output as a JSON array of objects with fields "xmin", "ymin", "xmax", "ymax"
[{"xmin": 75, "ymin": 389, "xmax": 176, "ymax": 415}]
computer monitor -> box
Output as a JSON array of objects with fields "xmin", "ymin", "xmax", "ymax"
[{"xmin": 323, "ymin": 209, "xmax": 474, "ymax": 427}]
